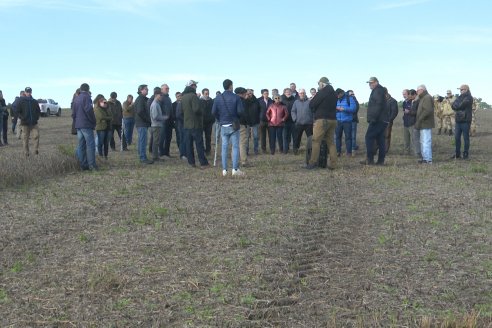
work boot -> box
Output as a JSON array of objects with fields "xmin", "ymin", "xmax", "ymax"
[
  {"xmin": 438, "ymin": 128, "xmax": 442, "ymax": 135},
  {"xmin": 448, "ymin": 130, "xmax": 453, "ymax": 136},
  {"xmin": 463, "ymin": 151, "xmax": 469, "ymax": 160}
]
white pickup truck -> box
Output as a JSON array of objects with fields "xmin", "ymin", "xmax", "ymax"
[{"xmin": 38, "ymin": 99, "xmax": 61, "ymax": 116}]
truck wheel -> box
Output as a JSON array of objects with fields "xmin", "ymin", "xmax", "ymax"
[
  {"xmin": 47, "ymin": 109, "xmax": 51, "ymax": 116},
  {"xmin": 56, "ymin": 108, "xmax": 61, "ymax": 117}
]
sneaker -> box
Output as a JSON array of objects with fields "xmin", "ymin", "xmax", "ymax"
[
  {"xmin": 418, "ymin": 160, "xmax": 432, "ymax": 164},
  {"xmin": 232, "ymin": 169, "xmax": 245, "ymax": 176},
  {"xmin": 141, "ymin": 159, "xmax": 154, "ymax": 164},
  {"xmin": 359, "ymin": 159, "xmax": 375, "ymax": 165},
  {"xmin": 222, "ymin": 169, "xmax": 228, "ymax": 176},
  {"xmin": 450, "ymin": 154, "xmax": 460, "ymax": 159},
  {"xmin": 181, "ymin": 156, "xmax": 187, "ymax": 161}
]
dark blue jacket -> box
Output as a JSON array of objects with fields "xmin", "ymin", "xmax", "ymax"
[
  {"xmin": 402, "ymin": 99, "xmax": 415, "ymax": 127},
  {"xmin": 367, "ymin": 84, "xmax": 387, "ymax": 123},
  {"xmin": 72, "ymin": 91, "xmax": 96, "ymax": 129},
  {"xmin": 212, "ymin": 90, "xmax": 243, "ymax": 126}
]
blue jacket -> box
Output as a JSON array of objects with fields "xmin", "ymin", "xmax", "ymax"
[
  {"xmin": 336, "ymin": 95, "xmax": 356, "ymax": 122},
  {"xmin": 72, "ymin": 91, "xmax": 96, "ymax": 129},
  {"xmin": 212, "ymin": 90, "xmax": 244, "ymax": 125}
]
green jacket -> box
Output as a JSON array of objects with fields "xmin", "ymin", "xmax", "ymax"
[
  {"xmin": 415, "ymin": 91, "xmax": 435, "ymax": 130},
  {"xmin": 94, "ymin": 104, "xmax": 113, "ymax": 131},
  {"xmin": 181, "ymin": 86, "xmax": 203, "ymax": 129}
]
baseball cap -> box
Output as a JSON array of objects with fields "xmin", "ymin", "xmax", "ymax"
[
  {"xmin": 186, "ymin": 80, "xmax": 198, "ymax": 87},
  {"xmin": 366, "ymin": 77, "xmax": 378, "ymax": 83},
  {"xmin": 318, "ymin": 77, "xmax": 331, "ymax": 85},
  {"xmin": 25, "ymin": 87, "xmax": 32, "ymax": 93}
]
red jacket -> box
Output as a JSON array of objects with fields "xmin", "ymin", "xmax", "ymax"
[{"xmin": 266, "ymin": 103, "xmax": 288, "ymax": 127}]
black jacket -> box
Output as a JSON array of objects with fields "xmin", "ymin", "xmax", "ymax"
[
  {"xmin": 367, "ymin": 84, "xmax": 387, "ymax": 123},
  {"xmin": 309, "ymin": 85, "xmax": 337, "ymax": 120},
  {"xmin": 135, "ymin": 94, "xmax": 151, "ymax": 128},
  {"xmin": 452, "ymin": 91, "xmax": 473, "ymax": 123},
  {"xmin": 258, "ymin": 97, "xmax": 273, "ymax": 122},
  {"xmin": 281, "ymin": 95, "xmax": 296, "ymax": 123},
  {"xmin": 239, "ymin": 95, "xmax": 260, "ymax": 126},
  {"xmin": 17, "ymin": 96, "xmax": 41, "ymax": 126},
  {"xmin": 200, "ymin": 97, "xmax": 215, "ymax": 125},
  {"xmin": 387, "ymin": 96, "xmax": 398, "ymax": 123}
]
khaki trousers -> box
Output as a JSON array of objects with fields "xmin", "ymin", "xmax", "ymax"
[
  {"xmin": 310, "ymin": 119, "xmax": 337, "ymax": 168},
  {"xmin": 22, "ymin": 124, "xmax": 39, "ymax": 156}
]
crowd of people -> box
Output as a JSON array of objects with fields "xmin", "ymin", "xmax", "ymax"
[{"xmin": 0, "ymin": 77, "xmax": 478, "ymax": 173}]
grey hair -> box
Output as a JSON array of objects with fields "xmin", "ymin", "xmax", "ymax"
[{"xmin": 417, "ymin": 84, "xmax": 427, "ymax": 91}]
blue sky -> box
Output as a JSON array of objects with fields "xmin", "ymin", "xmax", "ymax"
[{"xmin": 1, "ymin": 0, "xmax": 491, "ymax": 107}]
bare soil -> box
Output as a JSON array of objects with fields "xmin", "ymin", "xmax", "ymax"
[{"xmin": 1, "ymin": 109, "xmax": 491, "ymax": 327}]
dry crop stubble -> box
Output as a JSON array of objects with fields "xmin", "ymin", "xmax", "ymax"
[{"xmin": 0, "ymin": 109, "xmax": 491, "ymax": 326}]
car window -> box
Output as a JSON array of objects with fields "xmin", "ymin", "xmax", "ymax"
[{"xmin": 38, "ymin": 99, "xmax": 47, "ymax": 104}]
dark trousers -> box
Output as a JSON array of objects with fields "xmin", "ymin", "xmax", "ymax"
[
  {"xmin": 455, "ymin": 122, "xmax": 471, "ymax": 156},
  {"xmin": 282, "ymin": 121, "xmax": 295, "ymax": 153},
  {"xmin": 159, "ymin": 120, "xmax": 173, "ymax": 156},
  {"xmin": 259, "ymin": 121, "xmax": 269, "ymax": 152},
  {"xmin": 365, "ymin": 121, "xmax": 388, "ymax": 163},
  {"xmin": 110, "ymin": 124, "xmax": 126, "ymax": 150},
  {"xmin": 268, "ymin": 126, "xmax": 283, "ymax": 154},
  {"xmin": 185, "ymin": 128, "xmax": 209, "ymax": 166},
  {"xmin": 203, "ymin": 121, "xmax": 214, "ymax": 155},
  {"xmin": 294, "ymin": 124, "xmax": 313, "ymax": 150},
  {"xmin": 2, "ymin": 115, "xmax": 8, "ymax": 144},
  {"xmin": 176, "ymin": 122, "xmax": 186, "ymax": 157},
  {"xmin": 97, "ymin": 129, "xmax": 111, "ymax": 157},
  {"xmin": 335, "ymin": 121, "xmax": 353, "ymax": 154}
]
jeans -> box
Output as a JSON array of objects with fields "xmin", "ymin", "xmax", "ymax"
[
  {"xmin": 268, "ymin": 126, "xmax": 283, "ymax": 154},
  {"xmin": 351, "ymin": 122, "xmax": 358, "ymax": 150},
  {"xmin": 137, "ymin": 127, "xmax": 149, "ymax": 161},
  {"xmin": 294, "ymin": 124, "xmax": 313, "ymax": 150},
  {"xmin": 123, "ymin": 117, "xmax": 135, "ymax": 145},
  {"xmin": 310, "ymin": 119, "xmax": 337, "ymax": 167},
  {"xmin": 455, "ymin": 122, "xmax": 470, "ymax": 156},
  {"xmin": 184, "ymin": 128, "xmax": 209, "ymax": 166},
  {"xmin": 365, "ymin": 121, "xmax": 388, "ymax": 163},
  {"xmin": 220, "ymin": 125, "xmax": 240, "ymax": 170},
  {"xmin": 419, "ymin": 128, "xmax": 432, "ymax": 162},
  {"xmin": 2, "ymin": 114, "xmax": 8, "ymax": 144},
  {"xmin": 247, "ymin": 124, "xmax": 259, "ymax": 155},
  {"xmin": 76, "ymin": 128, "xmax": 96, "ymax": 169},
  {"xmin": 335, "ymin": 121, "xmax": 353, "ymax": 154},
  {"xmin": 110, "ymin": 124, "xmax": 126, "ymax": 150},
  {"xmin": 282, "ymin": 121, "xmax": 295, "ymax": 153},
  {"xmin": 96, "ymin": 129, "xmax": 111, "ymax": 157}
]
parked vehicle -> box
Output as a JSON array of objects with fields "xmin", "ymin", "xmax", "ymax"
[{"xmin": 38, "ymin": 99, "xmax": 61, "ymax": 116}]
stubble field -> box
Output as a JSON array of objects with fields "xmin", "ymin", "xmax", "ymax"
[{"xmin": 0, "ymin": 109, "xmax": 491, "ymax": 327}]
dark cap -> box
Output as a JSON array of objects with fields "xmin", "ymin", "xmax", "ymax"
[
  {"xmin": 234, "ymin": 87, "xmax": 247, "ymax": 95},
  {"xmin": 25, "ymin": 87, "xmax": 32, "ymax": 93}
]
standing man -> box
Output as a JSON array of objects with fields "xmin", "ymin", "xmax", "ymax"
[
  {"xmin": 72, "ymin": 83, "xmax": 97, "ymax": 170},
  {"xmin": 246, "ymin": 89, "xmax": 260, "ymax": 156},
  {"xmin": 258, "ymin": 89, "xmax": 273, "ymax": 154},
  {"xmin": 11, "ymin": 90, "xmax": 25, "ymax": 137},
  {"xmin": 451, "ymin": 84, "xmax": 473, "ymax": 159},
  {"xmin": 172, "ymin": 92, "xmax": 186, "ymax": 159},
  {"xmin": 150, "ymin": 90, "xmax": 165, "ymax": 162},
  {"xmin": 17, "ymin": 87, "xmax": 41, "ymax": 157},
  {"xmin": 309, "ymin": 88, "xmax": 317, "ymax": 100},
  {"xmin": 306, "ymin": 77, "xmax": 338, "ymax": 170},
  {"xmin": 200, "ymin": 88, "xmax": 215, "ymax": 156},
  {"xmin": 383, "ymin": 87, "xmax": 399, "ymax": 154},
  {"xmin": 290, "ymin": 82, "xmax": 300, "ymax": 100},
  {"xmin": 108, "ymin": 92, "xmax": 126, "ymax": 151},
  {"xmin": 159, "ymin": 84, "xmax": 173, "ymax": 157},
  {"xmin": 291, "ymin": 88, "xmax": 313, "ymax": 155},
  {"xmin": 347, "ymin": 90, "xmax": 360, "ymax": 152},
  {"xmin": 401, "ymin": 89, "xmax": 414, "ymax": 155},
  {"xmin": 0, "ymin": 91, "xmax": 6, "ymax": 146},
  {"xmin": 442, "ymin": 90, "xmax": 456, "ymax": 136},
  {"xmin": 335, "ymin": 88, "xmax": 356, "ymax": 157},
  {"xmin": 280, "ymin": 88, "xmax": 296, "ymax": 154},
  {"xmin": 360, "ymin": 77, "xmax": 388, "ymax": 166},
  {"xmin": 134, "ymin": 84, "xmax": 153, "ymax": 164},
  {"xmin": 212, "ymin": 79, "xmax": 245, "ymax": 176},
  {"xmin": 182, "ymin": 80, "xmax": 209, "ymax": 169},
  {"xmin": 415, "ymin": 84, "xmax": 435, "ymax": 164}
]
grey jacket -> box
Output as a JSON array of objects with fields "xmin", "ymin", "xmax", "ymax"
[
  {"xmin": 150, "ymin": 100, "xmax": 164, "ymax": 127},
  {"xmin": 291, "ymin": 98, "xmax": 313, "ymax": 125}
]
